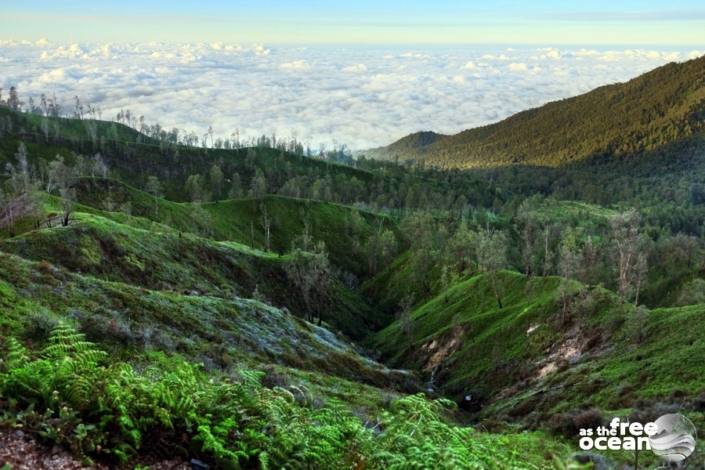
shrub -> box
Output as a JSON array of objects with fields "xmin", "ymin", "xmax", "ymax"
[
  {"xmin": 22, "ymin": 310, "xmax": 60, "ymax": 342},
  {"xmin": 1, "ymin": 324, "xmax": 566, "ymax": 469}
]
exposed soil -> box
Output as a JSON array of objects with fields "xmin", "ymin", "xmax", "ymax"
[
  {"xmin": 0, "ymin": 428, "xmax": 190, "ymax": 470},
  {"xmin": 421, "ymin": 325, "xmax": 464, "ymax": 371}
]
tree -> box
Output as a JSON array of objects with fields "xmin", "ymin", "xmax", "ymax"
[
  {"xmin": 145, "ymin": 176, "xmax": 163, "ymax": 217},
  {"xmin": 558, "ymin": 229, "xmax": 582, "ymax": 320},
  {"xmin": 209, "ymin": 164, "xmax": 224, "ymax": 199},
  {"xmin": 365, "ymin": 223, "xmax": 398, "ymax": 274},
  {"xmin": 92, "ymin": 153, "xmax": 109, "ymax": 179},
  {"xmin": 228, "ymin": 173, "xmax": 243, "ymax": 199},
  {"xmin": 444, "ymin": 220, "xmax": 478, "ymax": 277},
  {"xmin": 541, "ymin": 223, "xmax": 561, "ymax": 276},
  {"xmin": 249, "ymin": 169, "xmax": 267, "ymax": 198},
  {"xmin": 260, "ymin": 203, "xmax": 272, "ymax": 251},
  {"xmin": 476, "ymin": 229, "xmax": 508, "ymax": 308},
  {"xmin": 398, "ymin": 294, "xmax": 415, "ymax": 336},
  {"xmin": 626, "ymin": 305, "xmax": 650, "ymax": 344},
  {"xmin": 400, "ymin": 212, "xmax": 443, "ymax": 295},
  {"xmin": 8, "ymin": 86, "xmax": 22, "ymax": 111},
  {"xmin": 59, "ymin": 186, "xmax": 76, "ymax": 227},
  {"xmin": 515, "ymin": 198, "xmax": 545, "ymax": 276},
  {"xmin": 8, "ymin": 143, "xmax": 32, "ymax": 195},
  {"xmin": 578, "ymin": 235, "xmax": 601, "ymax": 285},
  {"xmin": 610, "ymin": 210, "xmax": 649, "ymax": 304},
  {"xmin": 284, "ymin": 240, "xmax": 332, "ymax": 325},
  {"xmin": 2, "ymin": 143, "xmax": 41, "ymax": 234},
  {"xmin": 185, "ymin": 174, "xmax": 208, "ymax": 203},
  {"xmin": 676, "ymin": 278, "xmax": 705, "ymax": 306},
  {"xmin": 47, "ymin": 155, "xmax": 69, "ymax": 193},
  {"xmin": 190, "ymin": 203, "xmax": 214, "ymax": 238},
  {"xmin": 48, "ymin": 155, "xmax": 76, "ymax": 226},
  {"xmin": 0, "ymin": 188, "xmax": 41, "ymax": 235}
]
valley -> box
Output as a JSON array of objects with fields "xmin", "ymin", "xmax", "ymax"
[{"xmin": 2, "ymin": 55, "xmax": 705, "ymax": 469}]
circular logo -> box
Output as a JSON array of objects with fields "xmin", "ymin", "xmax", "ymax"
[{"xmin": 649, "ymin": 413, "xmax": 697, "ymax": 463}]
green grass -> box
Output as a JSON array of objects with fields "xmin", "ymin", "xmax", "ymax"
[
  {"xmin": 0, "ymin": 207, "xmax": 385, "ymax": 338},
  {"xmin": 66, "ymin": 178, "xmax": 403, "ymax": 279},
  {"xmin": 371, "ymin": 272, "xmax": 579, "ymax": 395},
  {"xmin": 370, "ymin": 270, "xmax": 632, "ymax": 406},
  {"xmin": 368, "ymin": 269, "xmax": 705, "ymax": 467},
  {"xmin": 521, "ymin": 198, "xmax": 617, "ymax": 227},
  {"xmin": 0, "ymin": 248, "xmax": 407, "ymax": 389}
]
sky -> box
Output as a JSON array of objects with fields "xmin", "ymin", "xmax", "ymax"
[
  {"xmin": 3, "ymin": 0, "xmax": 705, "ymax": 45},
  {"xmin": 1, "ymin": 2, "xmax": 704, "ymax": 149}
]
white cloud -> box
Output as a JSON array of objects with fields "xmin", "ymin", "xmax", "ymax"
[
  {"xmin": 342, "ymin": 63, "xmax": 367, "ymax": 73},
  {"xmin": 508, "ymin": 62, "xmax": 529, "ymax": 72},
  {"xmin": 37, "ymin": 67, "xmax": 67, "ymax": 83},
  {"xmin": 280, "ymin": 60, "xmax": 310, "ymax": 71},
  {"xmin": 482, "ymin": 53, "xmax": 510, "ymax": 61},
  {"xmin": 253, "ymin": 44, "xmax": 270, "ymax": 56},
  {"xmin": 0, "ymin": 42, "xmax": 699, "ymax": 149},
  {"xmin": 538, "ymin": 47, "xmax": 561, "ymax": 60},
  {"xmin": 400, "ymin": 51, "xmax": 430, "ymax": 59}
]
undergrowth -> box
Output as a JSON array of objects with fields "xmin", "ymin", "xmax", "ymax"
[{"xmin": 0, "ymin": 324, "xmax": 569, "ymax": 469}]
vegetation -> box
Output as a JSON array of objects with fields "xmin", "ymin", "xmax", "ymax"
[
  {"xmin": 367, "ymin": 55, "xmax": 705, "ymax": 168},
  {"xmin": 3, "ymin": 59, "xmax": 705, "ymax": 468},
  {"xmin": 0, "ymin": 324, "xmax": 571, "ymax": 469}
]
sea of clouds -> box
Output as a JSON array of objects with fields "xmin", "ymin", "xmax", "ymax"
[{"xmin": 0, "ymin": 39, "xmax": 703, "ymax": 149}]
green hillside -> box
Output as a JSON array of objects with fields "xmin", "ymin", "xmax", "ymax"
[
  {"xmin": 370, "ymin": 272, "xmax": 616, "ymax": 398},
  {"xmin": 371, "ymin": 270, "xmax": 705, "ymax": 421},
  {"xmin": 367, "ymin": 55, "xmax": 705, "ymax": 168},
  {"xmin": 67, "ymin": 177, "xmax": 403, "ymax": 279},
  {"xmin": 0, "ymin": 249, "xmax": 402, "ymax": 387},
  {"xmin": 1, "ymin": 207, "xmax": 392, "ymax": 338},
  {"xmin": 5, "ymin": 57, "xmax": 705, "ymax": 468}
]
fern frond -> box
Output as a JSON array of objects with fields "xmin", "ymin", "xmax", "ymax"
[{"xmin": 4, "ymin": 337, "xmax": 29, "ymax": 369}]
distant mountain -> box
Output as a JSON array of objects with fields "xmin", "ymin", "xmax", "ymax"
[
  {"xmin": 362, "ymin": 131, "xmax": 445, "ymax": 161},
  {"xmin": 366, "ymin": 55, "xmax": 705, "ymax": 168}
]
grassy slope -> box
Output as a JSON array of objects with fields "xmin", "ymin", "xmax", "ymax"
[
  {"xmin": 371, "ymin": 272, "xmax": 600, "ymax": 395},
  {"xmin": 70, "ymin": 178, "xmax": 402, "ymax": 279},
  {"xmin": 0, "ymin": 244, "xmax": 579, "ymax": 467},
  {"xmin": 521, "ymin": 199, "xmax": 617, "ymax": 227},
  {"xmin": 369, "ymin": 270, "xmax": 705, "ymax": 466},
  {"xmin": 202, "ymin": 196, "xmax": 399, "ymax": 276},
  {"xmin": 0, "ymin": 247, "xmax": 412, "ymax": 391},
  {"xmin": 0, "ymin": 208, "xmax": 385, "ymax": 338},
  {"xmin": 368, "ymin": 55, "xmax": 705, "ymax": 168}
]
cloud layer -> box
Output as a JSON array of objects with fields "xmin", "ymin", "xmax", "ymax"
[{"xmin": 1, "ymin": 40, "xmax": 702, "ymax": 149}]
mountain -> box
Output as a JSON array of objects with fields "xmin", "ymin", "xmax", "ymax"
[
  {"xmin": 366, "ymin": 55, "xmax": 705, "ymax": 168},
  {"xmin": 5, "ymin": 65, "xmax": 705, "ymax": 468},
  {"xmin": 361, "ymin": 131, "xmax": 445, "ymax": 161}
]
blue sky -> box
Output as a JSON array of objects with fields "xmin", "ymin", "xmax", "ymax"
[{"xmin": 4, "ymin": 0, "xmax": 705, "ymax": 44}]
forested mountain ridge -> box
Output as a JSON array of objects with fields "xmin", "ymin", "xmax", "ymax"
[{"xmin": 366, "ymin": 55, "xmax": 705, "ymax": 168}]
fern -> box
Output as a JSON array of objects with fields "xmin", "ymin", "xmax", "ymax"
[
  {"xmin": 0, "ymin": 328, "xmax": 562, "ymax": 469},
  {"xmin": 4, "ymin": 337, "xmax": 29, "ymax": 369}
]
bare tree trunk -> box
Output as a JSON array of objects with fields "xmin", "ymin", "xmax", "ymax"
[
  {"xmin": 543, "ymin": 229, "xmax": 550, "ymax": 276},
  {"xmin": 490, "ymin": 272, "xmax": 502, "ymax": 309}
]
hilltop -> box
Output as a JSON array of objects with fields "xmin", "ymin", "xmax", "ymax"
[{"xmin": 366, "ymin": 55, "xmax": 705, "ymax": 168}]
